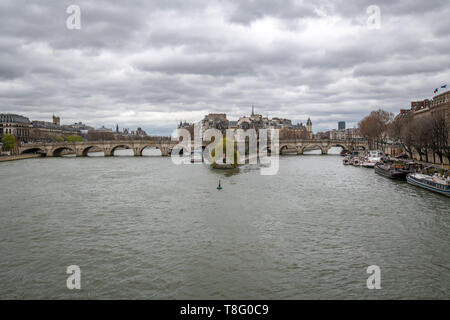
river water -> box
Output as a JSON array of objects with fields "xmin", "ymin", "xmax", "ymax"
[{"xmin": 0, "ymin": 153, "xmax": 449, "ymax": 299}]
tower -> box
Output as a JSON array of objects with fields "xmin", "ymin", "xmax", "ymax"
[
  {"xmin": 52, "ymin": 114, "xmax": 60, "ymax": 126},
  {"xmin": 251, "ymin": 104, "xmax": 254, "ymax": 116},
  {"xmin": 116, "ymin": 124, "xmax": 119, "ymax": 133},
  {"xmin": 306, "ymin": 118, "xmax": 312, "ymax": 133}
]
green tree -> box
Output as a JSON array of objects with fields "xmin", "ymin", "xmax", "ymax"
[
  {"xmin": 1, "ymin": 134, "xmax": 17, "ymax": 151},
  {"xmin": 65, "ymin": 135, "xmax": 83, "ymax": 142},
  {"xmin": 55, "ymin": 136, "xmax": 64, "ymax": 142},
  {"xmin": 210, "ymin": 137, "xmax": 239, "ymax": 168}
]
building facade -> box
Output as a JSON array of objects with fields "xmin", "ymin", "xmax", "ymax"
[
  {"xmin": 407, "ymin": 91, "xmax": 449, "ymax": 122},
  {"xmin": 236, "ymin": 107, "xmax": 313, "ymax": 139},
  {"xmin": 392, "ymin": 90, "xmax": 450, "ymax": 164},
  {"xmin": 29, "ymin": 116, "xmax": 89, "ymax": 142},
  {"xmin": 175, "ymin": 107, "xmax": 314, "ymax": 140},
  {"xmin": 315, "ymin": 127, "xmax": 362, "ymax": 141},
  {"xmin": 202, "ymin": 113, "xmax": 229, "ymax": 132},
  {"xmin": 1, "ymin": 113, "xmax": 100, "ymax": 143},
  {"xmin": 0, "ymin": 114, "xmax": 32, "ymax": 142}
]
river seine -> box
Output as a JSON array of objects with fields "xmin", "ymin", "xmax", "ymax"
[{"xmin": 0, "ymin": 153, "xmax": 449, "ymax": 299}]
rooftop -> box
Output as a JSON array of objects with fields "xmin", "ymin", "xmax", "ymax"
[{"xmin": 0, "ymin": 113, "xmax": 31, "ymax": 124}]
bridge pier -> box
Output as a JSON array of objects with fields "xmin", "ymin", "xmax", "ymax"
[
  {"xmin": 104, "ymin": 149, "xmax": 113, "ymax": 157},
  {"xmin": 161, "ymin": 149, "xmax": 169, "ymax": 157},
  {"xmin": 76, "ymin": 148, "xmax": 87, "ymax": 157},
  {"xmin": 159, "ymin": 146, "xmax": 170, "ymax": 156}
]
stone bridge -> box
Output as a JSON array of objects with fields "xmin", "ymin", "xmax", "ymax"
[
  {"xmin": 18, "ymin": 139, "xmax": 368, "ymax": 157},
  {"xmin": 18, "ymin": 140, "xmax": 177, "ymax": 157},
  {"xmin": 278, "ymin": 139, "xmax": 368, "ymax": 155}
]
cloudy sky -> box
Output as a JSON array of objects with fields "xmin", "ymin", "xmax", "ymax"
[{"xmin": 0, "ymin": 0, "xmax": 449, "ymax": 135}]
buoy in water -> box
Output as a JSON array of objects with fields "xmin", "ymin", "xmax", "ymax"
[{"xmin": 217, "ymin": 180, "xmax": 222, "ymax": 190}]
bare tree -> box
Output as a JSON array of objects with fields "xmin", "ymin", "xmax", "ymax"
[
  {"xmin": 429, "ymin": 112, "xmax": 448, "ymax": 164},
  {"xmin": 388, "ymin": 112, "xmax": 414, "ymax": 158},
  {"xmin": 410, "ymin": 116, "xmax": 433, "ymax": 162},
  {"xmin": 87, "ymin": 131, "xmax": 115, "ymax": 141},
  {"xmin": 359, "ymin": 109, "xmax": 393, "ymax": 149}
]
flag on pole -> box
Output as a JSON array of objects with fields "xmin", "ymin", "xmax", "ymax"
[
  {"xmin": 434, "ymin": 88, "xmax": 438, "ymax": 94},
  {"xmin": 441, "ymin": 84, "xmax": 447, "ymax": 89}
]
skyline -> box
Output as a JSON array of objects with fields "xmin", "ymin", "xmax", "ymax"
[
  {"xmin": 1, "ymin": 0, "xmax": 449, "ymax": 135},
  {"xmin": 0, "ymin": 107, "xmax": 321, "ymax": 135}
]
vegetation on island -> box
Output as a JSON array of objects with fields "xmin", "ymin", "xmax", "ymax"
[{"xmin": 210, "ymin": 137, "xmax": 239, "ymax": 168}]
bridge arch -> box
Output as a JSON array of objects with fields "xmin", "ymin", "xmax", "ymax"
[
  {"xmin": 51, "ymin": 146, "xmax": 76, "ymax": 157},
  {"xmin": 139, "ymin": 145, "xmax": 163, "ymax": 156},
  {"xmin": 302, "ymin": 144, "xmax": 326, "ymax": 155},
  {"xmin": 80, "ymin": 145, "xmax": 104, "ymax": 157},
  {"xmin": 260, "ymin": 146, "xmax": 271, "ymax": 154},
  {"xmin": 21, "ymin": 147, "xmax": 46, "ymax": 155},
  {"xmin": 110, "ymin": 144, "xmax": 134, "ymax": 156},
  {"xmin": 280, "ymin": 145, "xmax": 298, "ymax": 155},
  {"xmin": 326, "ymin": 144, "xmax": 348, "ymax": 154}
]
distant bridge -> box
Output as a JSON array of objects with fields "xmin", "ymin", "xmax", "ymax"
[
  {"xmin": 278, "ymin": 139, "xmax": 368, "ymax": 155},
  {"xmin": 19, "ymin": 140, "xmax": 176, "ymax": 157},
  {"xmin": 18, "ymin": 139, "xmax": 368, "ymax": 157}
]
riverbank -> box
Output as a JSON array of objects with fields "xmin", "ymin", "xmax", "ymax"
[
  {"xmin": 414, "ymin": 160, "xmax": 450, "ymax": 170},
  {"xmin": 0, "ymin": 154, "xmax": 42, "ymax": 162},
  {"xmin": 386, "ymin": 156, "xmax": 450, "ymax": 170}
]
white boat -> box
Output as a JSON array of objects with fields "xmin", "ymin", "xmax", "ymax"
[
  {"xmin": 352, "ymin": 157, "xmax": 361, "ymax": 166},
  {"xmin": 361, "ymin": 150, "xmax": 384, "ymax": 168},
  {"xmin": 407, "ymin": 173, "xmax": 450, "ymax": 197}
]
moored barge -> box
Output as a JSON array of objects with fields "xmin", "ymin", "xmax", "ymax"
[
  {"xmin": 374, "ymin": 162, "xmax": 410, "ymax": 180},
  {"xmin": 407, "ymin": 173, "xmax": 450, "ymax": 197}
]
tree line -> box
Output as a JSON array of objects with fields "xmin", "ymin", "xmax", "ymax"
[{"xmin": 359, "ymin": 109, "xmax": 449, "ymax": 163}]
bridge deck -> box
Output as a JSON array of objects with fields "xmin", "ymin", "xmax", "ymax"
[{"xmin": 18, "ymin": 139, "xmax": 368, "ymax": 157}]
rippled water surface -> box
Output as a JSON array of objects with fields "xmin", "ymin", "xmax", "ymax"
[{"xmin": 0, "ymin": 154, "xmax": 449, "ymax": 299}]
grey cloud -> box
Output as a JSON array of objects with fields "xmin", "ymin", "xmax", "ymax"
[
  {"xmin": 0, "ymin": 0, "xmax": 449, "ymax": 134},
  {"xmin": 221, "ymin": 0, "xmax": 320, "ymax": 25},
  {"xmin": 354, "ymin": 57, "xmax": 450, "ymax": 77}
]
